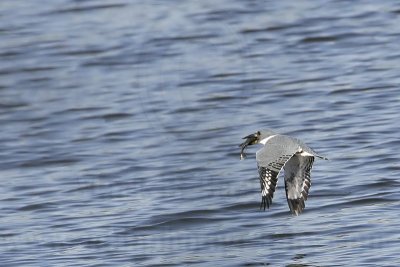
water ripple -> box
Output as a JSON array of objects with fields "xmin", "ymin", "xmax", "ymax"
[{"xmin": 1, "ymin": 0, "xmax": 400, "ymax": 266}]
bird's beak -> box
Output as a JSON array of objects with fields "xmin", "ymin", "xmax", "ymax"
[{"xmin": 239, "ymin": 133, "xmax": 258, "ymax": 160}]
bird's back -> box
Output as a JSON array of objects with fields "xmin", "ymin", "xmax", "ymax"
[{"xmin": 256, "ymin": 134, "xmax": 300, "ymax": 168}]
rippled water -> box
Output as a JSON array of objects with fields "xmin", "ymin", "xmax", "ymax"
[{"xmin": 1, "ymin": 0, "xmax": 400, "ymax": 266}]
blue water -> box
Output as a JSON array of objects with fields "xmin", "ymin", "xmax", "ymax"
[{"xmin": 1, "ymin": 0, "xmax": 400, "ymax": 266}]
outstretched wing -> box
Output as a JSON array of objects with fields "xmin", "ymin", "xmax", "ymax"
[
  {"xmin": 257, "ymin": 164, "xmax": 284, "ymax": 210},
  {"xmin": 256, "ymin": 143, "xmax": 297, "ymax": 210},
  {"xmin": 283, "ymin": 155, "xmax": 314, "ymax": 215}
]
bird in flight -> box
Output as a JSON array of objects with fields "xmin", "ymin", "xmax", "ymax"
[{"xmin": 239, "ymin": 129, "xmax": 327, "ymax": 215}]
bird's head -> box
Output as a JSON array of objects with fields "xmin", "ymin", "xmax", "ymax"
[{"xmin": 239, "ymin": 129, "xmax": 277, "ymax": 160}]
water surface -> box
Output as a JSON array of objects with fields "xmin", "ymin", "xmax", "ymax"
[{"xmin": 1, "ymin": 0, "xmax": 400, "ymax": 266}]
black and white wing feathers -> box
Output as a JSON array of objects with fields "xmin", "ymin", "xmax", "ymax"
[
  {"xmin": 257, "ymin": 153, "xmax": 293, "ymax": 210},
  {"xmin": 283, "ymin": 155, "xmax": 314, "ymax": 215}
]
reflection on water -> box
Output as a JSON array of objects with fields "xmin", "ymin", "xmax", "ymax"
[{"xmin": 1, "ymin": 0, "xmax": 400, "ymax": 266}]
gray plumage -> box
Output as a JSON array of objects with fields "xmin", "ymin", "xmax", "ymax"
[{"xmin": 239, "ymin": 129, "xmax": 327, "ymax": 216}]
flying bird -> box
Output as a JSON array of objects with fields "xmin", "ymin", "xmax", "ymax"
[{"xmin": 239, "ymin": 129, "xmax": 327, "ymax": 215}]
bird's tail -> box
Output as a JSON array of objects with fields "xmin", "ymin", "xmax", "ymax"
[
  {"xmin": 315, "ymin": 154, "xmax": 328, "ymax": 160},
  {"xmin": 308, "ymin": 147, "xmax": 328, "ymax": 160}
]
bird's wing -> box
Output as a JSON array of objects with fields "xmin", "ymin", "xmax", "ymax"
[
  {"xmin": 283, "ymin": 155, "xmax": 314, "ymax": 215},
  {"xmin": 256, "ymin": 143, "xmax": 298, "ymax": 210}
]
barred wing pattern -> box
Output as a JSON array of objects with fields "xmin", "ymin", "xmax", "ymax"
[
  {"xmin": 283, "ymin": 155, "xmax": 314, "ymax": 215},
  {"xmin": 258, "ymin": 154, "xmax": 293, "ymax": 210}
]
